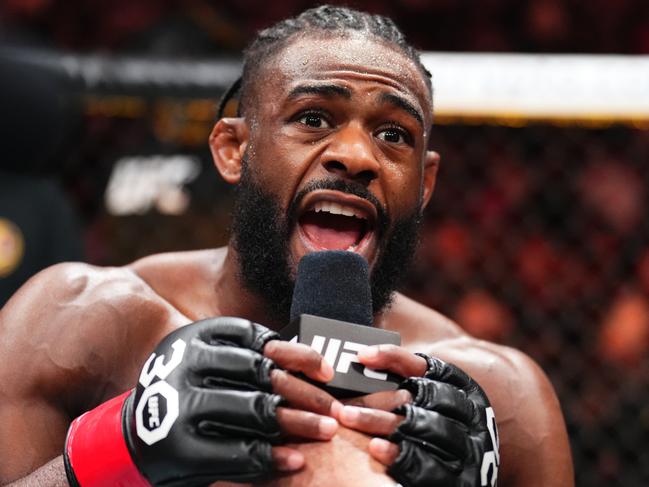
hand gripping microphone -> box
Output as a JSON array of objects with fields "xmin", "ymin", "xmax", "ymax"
[{"xmin": 280, "ymin": 251, "xmax": 402, "ymax": 398}]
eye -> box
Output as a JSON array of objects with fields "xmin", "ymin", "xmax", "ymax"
[
  {"xmin": 297, "ymin": 112, "xmax": 331, "ymax": 128},
  {"xmin": 376, "ymin": 127, "xmax": 410, "ymax": 145}
]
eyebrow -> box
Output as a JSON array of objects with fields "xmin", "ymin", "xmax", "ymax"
[
  {"xmin": 286, "ymin": 83, "xmax": 425, "ymax": 128},
  {"xmin": 287, "ymin": 84, "xmax": 352, "ymax": 100},
  {"xmin": 379, "ymin": 93, "xmax": 424, "ymax": 128}
]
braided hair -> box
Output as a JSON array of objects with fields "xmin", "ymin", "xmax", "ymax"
[{"xmin": 217, "ymin": 5, "xmax": 432, "ymax": 119}]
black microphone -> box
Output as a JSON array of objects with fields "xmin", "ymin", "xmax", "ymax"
[{"xmin": 280, "ymin": 251, "xmax": 402, "ymax": 397}]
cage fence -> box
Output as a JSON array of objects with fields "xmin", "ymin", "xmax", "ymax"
[{"xmin": 404, "ymin": 123, "xmax": 649, "ymax": 486}]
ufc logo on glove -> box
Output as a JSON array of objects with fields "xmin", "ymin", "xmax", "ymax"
[{"xmin": 135, "ymin": 338, "xmax": 186, "ymax": 445}]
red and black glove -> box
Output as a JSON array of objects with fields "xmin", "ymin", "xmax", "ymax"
[{"xmin": 64, "ymin": 317, "xmax": 287, "ymax": 486}]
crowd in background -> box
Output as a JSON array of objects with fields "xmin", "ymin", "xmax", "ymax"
[
  {"xmin": 3, "ymin": 0, "xmax": 649, "ymax": 55},
  {"xmin": 2, "ymin": 1, "xmax": 649, "ymax": 485},
  {"xmin": 408, "ymin": 125, "xmax": 649, "ymax": 485}
]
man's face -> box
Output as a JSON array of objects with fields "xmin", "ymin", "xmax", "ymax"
[{"xmin": 228, "ymin": 33, "xmax": 437, "ymax": 322}]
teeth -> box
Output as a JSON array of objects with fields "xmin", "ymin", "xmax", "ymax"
[
  {"xmin": 329, "ymin": 202, "xmax": 342, "ymax": 215},
  {"xmin": 312, "ymin": 201, "xmax": 366, "ymax": 219}
]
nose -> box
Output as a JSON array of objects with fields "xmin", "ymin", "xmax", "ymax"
[{"xmin": 321, "ymin": 124, "xmax": 380, "ymax": 185}]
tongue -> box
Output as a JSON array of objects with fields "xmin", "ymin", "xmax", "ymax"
[{"xmin": 300, "ymin": 212, "xmax": 364, "ymax": 250}]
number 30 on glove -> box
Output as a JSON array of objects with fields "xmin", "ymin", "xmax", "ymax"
[{"xmin": 64, "ymin": 317, "xmax": 283, "ymax": 487}]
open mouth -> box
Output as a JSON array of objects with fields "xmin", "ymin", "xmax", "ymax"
[
  {"xmin": 300, "ymin": 201, "xmax": 368, "ymax": 250},
  {"xmin": 296, "ymin": 192, "xmax": 377, "ymax": 254}
]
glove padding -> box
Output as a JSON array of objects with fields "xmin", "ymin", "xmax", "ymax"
[
  {"xmin": 125, "ymin": 316, "xmax": 283, "ymax": 486},
  {"xmin": 387, "ymin": 355, "xmax": 499, "ymax": 487}
]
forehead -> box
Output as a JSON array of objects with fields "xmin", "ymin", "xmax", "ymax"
[{"xmin": 257, "ymin": 33, "xmax": 432, "ymax": 121}]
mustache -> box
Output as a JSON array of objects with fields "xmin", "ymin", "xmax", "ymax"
[{"xmin": 287, "ymin": 178, "xmax": 388, "ymax": 237}]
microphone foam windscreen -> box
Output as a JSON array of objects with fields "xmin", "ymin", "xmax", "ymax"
[{"xmin": 290, "ymin": 251, "xmax": 373, "ymax": 326}]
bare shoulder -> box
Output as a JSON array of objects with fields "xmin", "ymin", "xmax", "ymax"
[
  {"xmin": 440, "ymin": 340, "xmax": 573, "ymax": 485},
  {"xmin": 386, "ymin": 293, "xmax": 574, "ymax": 486},
  {"xmin": 0, "ymin": 261, "xmax": 187, "ymax": 410},
  {"xmin": 129, "ymin": 248, "xmax": 226, "ymax": 318},
  {"xmin": 382, "ymin": 293, "xmax": 466, "ymax": 343},
  {"xmin": 130, "ymin": 248, "xmax": 225, "ymax": 283},
  {"xmin": 432, "ymin": 335, "xmax": 554, "ymax": 409},
  {"xmin": 386, "ymin": 293, "xmax": 554, "ymax": 400}
]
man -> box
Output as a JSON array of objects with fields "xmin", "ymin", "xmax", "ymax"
[{"xmin": 0, "ymin": 6, "xmax": 573, "ymax": 487}]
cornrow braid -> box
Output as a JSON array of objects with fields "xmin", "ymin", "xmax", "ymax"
[
  {"xmin": 216, "ymin": 76, "xmax": 241, "ymax": 119},
  {"xmin": 217, "ymin": 5, "xmax": 432, "ymax": 119}
]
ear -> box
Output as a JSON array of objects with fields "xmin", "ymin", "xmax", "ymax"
[
  {"xmin": 209, "ymin": 117, "xmax": 249, "ymax": 184},
  {"xmin": 420, "ymin": 150, "xmax": 440, "ymax": 209}
]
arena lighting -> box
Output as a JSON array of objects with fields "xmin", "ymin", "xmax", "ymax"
[
  {"xmin": 3, "ymin": 48, "xmax": 649, "ymax": 126},
  {"xmin": 0, "ymin": 47, "xmax": 241, "ymax": 96},
  {"xmin": 421, "ymin": 52, "xmax": 649, "ymax": 127},
  {"xmin": 104, "ymin": 155, "xmax": 201, "ymax": 216}
]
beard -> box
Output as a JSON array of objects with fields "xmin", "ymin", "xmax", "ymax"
[{"xmin": 231, "ymin": 162, "xmax": 423, "ymax": 326}]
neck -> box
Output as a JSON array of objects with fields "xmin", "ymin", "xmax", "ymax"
[{"xmin": 213, "ymin": 243, "xmax": 287, "ymax": 331}]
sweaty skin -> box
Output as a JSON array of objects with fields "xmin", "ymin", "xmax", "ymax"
[{"xmin": 0, "ymin": 34, "xmax": 573, "ymax": 487}]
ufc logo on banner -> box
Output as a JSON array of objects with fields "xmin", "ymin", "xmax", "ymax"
[{"xmin": 309, "ymin": 335, "xmax": 387, "ymax": 381}]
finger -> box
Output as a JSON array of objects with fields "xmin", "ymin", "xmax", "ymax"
[
  {"xmin": 421, "ymin": 357, "xmax": 474, "ymax": 390},
  {"xmin": 271, "ymin": 369, "xmax": 342, "ymax": 416},
  {"xmin": 394, "ymin": 405, "xmax": 469, "ymax": 461},
  {"xmin": 338, "ymin": 405, "xmax": 402, "ymax": 436},
  {"xmin": 356, "ymin": 344, "xmax": 427, "ymax": 377},
  {"xmin": 272, "ymin": 446, "xmax": 305, "ymax": 472},
  {"xmin": 276, "ymin": 407, "xmax": 338, "ymax": 440},
  {"xmin": 190, "ymin": 389, "xmax": 281, "ymax": 438},
  {"xmin": 189, "ymin": 342, "xmax": 274, "ymax": 391},
  {"xmin": 368, "ymin": 438, "xmax": 400, "ymax": 466},
  {"xmin": 264, "ymin": 340, "xmax": 334, "ymax": 382},
  {"xmin": 345, "ymin": 389, "xmax": 412, "ymax": 411},
  {"xmin": 401, "ymin": 377, "xmax": 474, "ymax": 424}
]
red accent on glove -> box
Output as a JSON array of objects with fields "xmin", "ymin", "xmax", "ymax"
[{"xmin": 66, "ymin": 391, "xmax": 150, "ymax": 487}]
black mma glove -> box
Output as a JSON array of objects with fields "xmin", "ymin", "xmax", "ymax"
[
  {"xmin": 387, "ymin": 354, "xmax": 500, "ymax": 487},
  {"xmin": 65, "ymin": 317, "xmax": 283, "ymax": 486}
]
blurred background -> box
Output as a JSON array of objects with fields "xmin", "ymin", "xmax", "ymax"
[{"xmin": 1, "ymin": 0, "xmax": 649, "ymax": 485}]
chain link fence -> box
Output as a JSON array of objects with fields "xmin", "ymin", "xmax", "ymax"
[{"xmin": 405, "ymin": 123, "xmax": 649, "ymax": 486}]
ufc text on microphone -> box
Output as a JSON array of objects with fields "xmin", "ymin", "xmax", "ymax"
[{"xmin": 280, "ymin": 251, "xmax": 402, "ymax": 397}]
